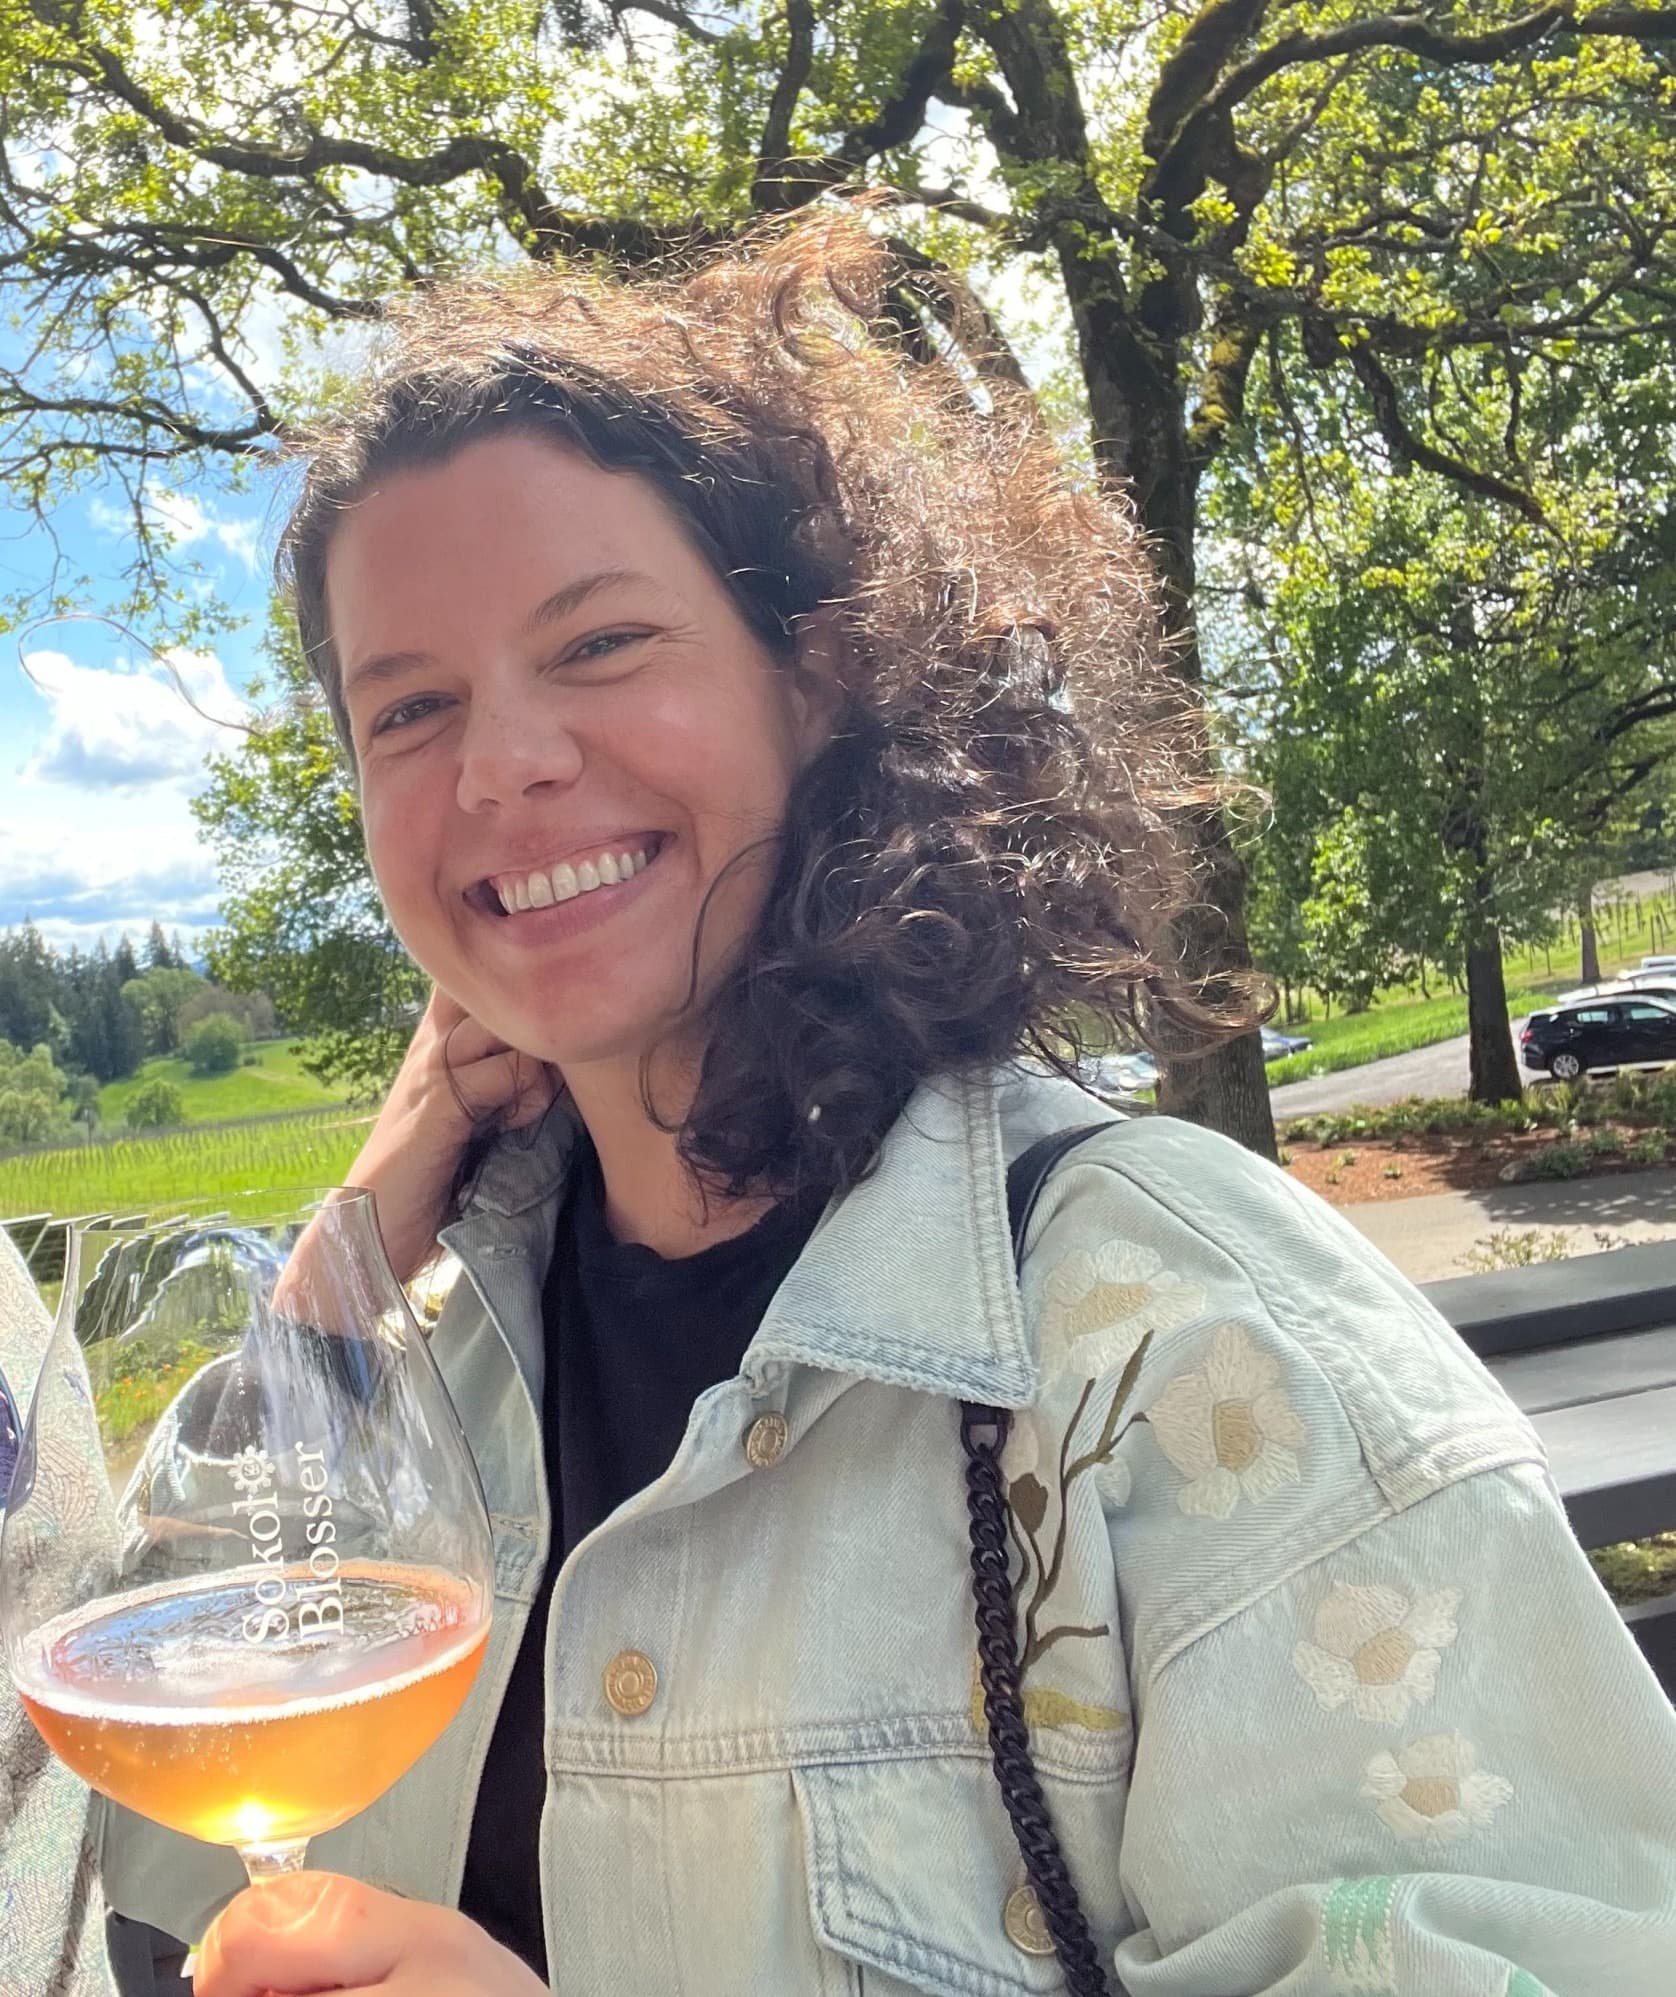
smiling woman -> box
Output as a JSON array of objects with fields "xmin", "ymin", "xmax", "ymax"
[
  {"xmin": 276, "ymin": 217, "xmax": 1235, "ymax": 1220},
  {"xmin": 74, "ymin": 204, "xmax": 1676, "ymax": 1997}
]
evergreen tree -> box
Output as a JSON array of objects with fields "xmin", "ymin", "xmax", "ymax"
[{"xmin": 143, "ymin": 921, "xmax": 180, "ymax": 972}]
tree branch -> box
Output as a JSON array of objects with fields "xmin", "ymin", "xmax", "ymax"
[
  {"xmin": 617, "ymin": 0, "xmax": 726, "ymax": 47},
  {"xmin": 1142, "ymin": 0, "xmax": 1272, "ymax": 168},
  {"xmin": 1, "ymin": 389, "xmax": 271, "ymax": 455},
  {"xmin": 1343, "ymin": 336, "xmax": 1546, "ymax": 523},
  {"xmin": 892, "ymin": 183, "xmax": 1015, "ymax": 234},
  {"xmin": 752, "ymin": 0, "xmax": 816, "ymax": 209},
  {"xmin": 753, "ymin": 0, "xmax": 966, "ymax": 210}
]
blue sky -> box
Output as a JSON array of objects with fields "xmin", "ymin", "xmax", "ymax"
[{"xmin": 1, "ymin": 458, "xmax": 280, "ymax": 956}]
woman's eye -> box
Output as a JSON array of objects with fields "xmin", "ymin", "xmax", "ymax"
[
  {"xmin": 371, "ymin": 694, "xmax": 446, "ymax": 737},
  {"xmin": 566, "ymin": 629, "xmax": 647, "ymax": 665}
]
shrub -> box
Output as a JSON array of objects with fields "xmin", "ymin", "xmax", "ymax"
[
  {"xmin": 1459, "ymin": 1229, "xmax": 1572, "ymax": 1272},
  {"xmin": 0, "ymin": 1041, "xmax": 73, "ymax": 1146},
  {"xmin": 124, "ymin": 1078, "xmax": 187, "ymax": 1129},
  {"xmin": 183, "ymin": 1013, "xmax": 244, "ymax": 1076},
  {"xmin": 1609, "ymin": 1072, "xmax": 1649, "ymax": 1118},
  {"xmin": 1520, "ymin": 1142, "xmax": 1591, "ymax": 1181}
]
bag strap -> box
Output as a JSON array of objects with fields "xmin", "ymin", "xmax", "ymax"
[{"xmin": 961, "ymin": 1120, "xmax": 1114, "ymax": 1995}]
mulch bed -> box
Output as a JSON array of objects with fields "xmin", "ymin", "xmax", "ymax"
[{"xmin": 1279, "ymin": 1124, "xmax": 1672, "ymax": 1206}]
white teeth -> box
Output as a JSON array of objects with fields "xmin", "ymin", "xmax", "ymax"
[{"xmin": 492, "ymin": 841, "xmax": 655, "ymax": 913}]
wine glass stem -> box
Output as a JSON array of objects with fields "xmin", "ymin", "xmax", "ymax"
[{"xmin": 238, "ymin": 1838, "xmax": 310, "ymax": 1886}]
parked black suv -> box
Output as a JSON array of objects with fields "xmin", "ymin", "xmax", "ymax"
[{"xmin": 1521, "ymin": 995, "xmax": 1676, "ymax": 1081}]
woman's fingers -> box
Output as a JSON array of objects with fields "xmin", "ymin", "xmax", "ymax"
[
  {"xmin": 448, "ymin": 1046, "xmax": 559, "ymax": 1126},
  {"xmin": 194, "ymin": 1873, "xmax": 546, "ymax": 1997},
  {"xmin": 195, "ymin": 1872, "xmax": 417, "ymax": 1995}
]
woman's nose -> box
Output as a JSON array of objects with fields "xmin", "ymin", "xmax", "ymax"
[{"xmin": 455, "ymin": 702, "xmax": 584, "ymax": 812}]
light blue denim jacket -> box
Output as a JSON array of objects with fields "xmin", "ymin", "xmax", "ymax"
[{"xmin": 81, "ymin": 1068, "xmax": 1676, "ymax": 1992}]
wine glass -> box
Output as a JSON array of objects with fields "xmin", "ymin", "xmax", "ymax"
[{"xmin": 0, "ymin": 1189, "xmax": 495, "ymax": 1886}]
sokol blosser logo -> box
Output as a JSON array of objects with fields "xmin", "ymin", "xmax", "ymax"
[{"xmin": 229, "ymin": 1440, "xmax": 342, "ymax": 1643}]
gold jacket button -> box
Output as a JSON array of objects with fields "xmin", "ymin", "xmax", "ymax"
[
  {"xmin": 1003, "ymin": 1883, "xmax": 1056, "ymax": 1957},
  {"xmin": 743, "ymin": 1411, "xmax": 789, "ymax": 1469},
  {"xmin": 603, "ymin": 1649, "xmax": 658, "ymax": 1717}
]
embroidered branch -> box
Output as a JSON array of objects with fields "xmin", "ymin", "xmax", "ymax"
[{"xmin": 1012, "ymin": 1331, "xmax": 1154, "ymax": 1671}]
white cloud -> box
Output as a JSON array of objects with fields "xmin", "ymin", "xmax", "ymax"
[
  {"xmin": 23, "ymin": 914, "xmax": 219, "ymax": 958},
  {"xmin": 0, "ymin": 809, "xmax": 222, "ymax": 943},
  {"xmin": 21, "ymin": 646, "xmax": 251, "ymax": 792},
  {"xmin": 88, "ymin": 488, "xmax": 264, "ymax": 570}
]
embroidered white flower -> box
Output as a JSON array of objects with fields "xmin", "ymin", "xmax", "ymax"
[
  {"xmin": 1294, "ymin": 1583, "xmax": 1462, "ymax": 1724},
  {"xmin": 1038, "ymin": 1241, "xmax": 1205, "ymax": 1379},
  {"xmin": 1148, "ymin": 1321, "xmax": 1305, "ymax": 1518},
  {"xmin": 1361, "ymin": 1732, "xmax": 1512, "ymax": 1844}
]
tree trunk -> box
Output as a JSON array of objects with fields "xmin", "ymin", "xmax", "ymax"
[
  {"xmin": 966, "ymin": 0, "xmax": 1277, "ymax": 1157},
  {"xmin": 1055, "ymin": 241, "xmax": 1276, "ymax": 1157},
  {"xmin": 1466, "ymin": 875, "xmax": 1523, "ymax": 1103},
  {"xmin": 1578, "ymin": 883, "xmax": 1601, "ymax": 986}
]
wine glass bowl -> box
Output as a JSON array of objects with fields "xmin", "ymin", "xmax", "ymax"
[{"xmin": 0, "ymin": 1189, "xmax": 494, "ymax": 1882}]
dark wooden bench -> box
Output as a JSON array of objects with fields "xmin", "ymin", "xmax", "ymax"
[{"xmin": 1424, "ymin": 1241, "xmax": 1676, "ymax": 1695}]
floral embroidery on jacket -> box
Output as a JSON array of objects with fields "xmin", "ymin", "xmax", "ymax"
[
  {"xmin": 970, "ymin": 1325, "xmax": 1155, "ymax": 1737},
  {"xmin": 1320, "ymin": 1874, "xmax": 1399, "ymax": 1995},
  {"xmin": 1038, "ymin": 1240, "xmax": 1204, "ymax": 1379},
  {"xmin": 967, "ymin": 1658, "xmax": 1129, "ymax": 1738},
  {"xmin": 1149, "ymin": 1321, "xmax": 1306, "ymax": 1518},
  {"xmin": 1294, "ymin": 1582, "xmax": 1462, "ymax": 1724},
  {"xmin": 1361, "ymin": 1731, "xmax": 1513, "ymax": 1843}
]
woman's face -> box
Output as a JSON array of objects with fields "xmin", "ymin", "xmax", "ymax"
[{"xmin": 326, "ymin": 432, "xmax": 829, "ymax": 1072}]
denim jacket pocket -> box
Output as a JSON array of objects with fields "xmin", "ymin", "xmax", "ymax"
[{"xmin": 795, "ymin": 1754, "xmax": 1077, "ymax": 1996}]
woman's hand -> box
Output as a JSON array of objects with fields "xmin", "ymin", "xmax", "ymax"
[
  {"xmin": 347, "ymin": 988, "xmax": 559, "ymax": 1285},
  {"xmin": 194, "ymin": 1872, "xmax": 548, "ymax": 1996}
]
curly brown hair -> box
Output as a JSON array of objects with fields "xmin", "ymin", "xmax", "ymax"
[{"xmin": 277, "ymin": 200, "xmax": 1254, "ymax": 1204}]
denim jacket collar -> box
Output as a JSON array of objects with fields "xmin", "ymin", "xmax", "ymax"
[{"xmin": 442, "ymin": 1067, "xmax": 1063, "ymax": 1413}]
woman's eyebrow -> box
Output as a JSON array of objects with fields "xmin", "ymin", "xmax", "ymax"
[
  {"xmin": 345, "ymin": 566, "xmax": 662, "ymax": 695},
  {"xmin": 520, "ymin": 565, "xmax": 663, "ymax": 637},
  {"xmin": 345, "ymin": 646, "xmax": 433, "ymax": 698}
]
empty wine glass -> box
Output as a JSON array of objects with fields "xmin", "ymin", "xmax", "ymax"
[{"xmin": 0, "ymin": 1189, "xmax": 494, "ymax": 1886}]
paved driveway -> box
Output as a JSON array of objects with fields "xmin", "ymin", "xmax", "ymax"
[
  {"xmin": 1345, "ymin": 1167, "xmax": 1676, "ymax": 1283},
  {"xmin": 1270, "ymin": 1025, "xmax": 1533, "ymax": 1118}
]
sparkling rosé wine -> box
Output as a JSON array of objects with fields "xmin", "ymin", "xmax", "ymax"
[{"xmin": 17, "ymin": 1563, "xmax": 488, "ymax": 1847}]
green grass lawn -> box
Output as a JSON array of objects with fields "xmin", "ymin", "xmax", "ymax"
[
  {"xmin": 98, "ymin": 1036, "xmax": 347, "ymax": 1125},
  {"xmin": 0, "ymin": 1107, "xmax": 375, "ymax": 1221},
  {"xmin": 1264, "ymin": 887, "xmax": 1676, "ymax": 1088},
  {"xmin": 1264, "ymin": 975, "xmax": 1568, "ymax": 1088}
]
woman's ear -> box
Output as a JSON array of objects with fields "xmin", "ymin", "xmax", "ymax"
[{"xmin": 788, "ymin": 604, "xmax": 848, "ymax": 752}]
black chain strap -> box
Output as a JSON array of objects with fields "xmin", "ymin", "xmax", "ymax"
[
  {"xmin": 962, "ymin": 1401, "xmax": 1113, "ymax": 1996},
  {"xmin": 961, "ymin": 1117, "xmax": 1118, "ymax": 1995}
]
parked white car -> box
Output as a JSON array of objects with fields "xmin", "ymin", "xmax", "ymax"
[{"xmin": 1078, "ymin": 1050, "xmax": 1160, "ymax": 1098}]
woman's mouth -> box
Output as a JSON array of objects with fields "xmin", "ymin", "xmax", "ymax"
[{"xmin": 468, "ymin": 834, "xmax": 668, "ymax": 919}]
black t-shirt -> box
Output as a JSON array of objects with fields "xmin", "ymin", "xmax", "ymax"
[{"xmin": 457, "ymin": 1147, "xmax": 823, "ymax": 1980}]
